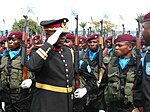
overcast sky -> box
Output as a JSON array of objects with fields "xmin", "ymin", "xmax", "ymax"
[{"xmin": 0, "ymin": 0, "xmax": 149, "ymax": 32}]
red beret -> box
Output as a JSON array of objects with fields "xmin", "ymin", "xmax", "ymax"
[
  {"xmin": 105, "ymin": 36, "xmax": 113, "ymax": 41},
  {"xmin": 65, "ymin": 33, "xmax": 75, "ymax": 40},
  {"xmin": 27, "ymin": 38, "xmax": 30, "ymax": 41},
  {"xmin": 115, "ymin": 34, "xmax": 136, "ymax": 43},
  {"xmin": 0, "ymin": 36, "xmax": 6, "ymax": 43},
  {"xmin": 8, "ymin": 31, "xmax": 22, "ymax": 40},
  {"xmin": 141, "ymin": 38, "xmax": 145, "ymax": 44},
  {"xmin": 40, "ymin": 18, "xmax": 69, "ymax": 33},
  {"xmin": 144, "ymin": 12, "xmax": 150, "ymax": 22},
  {"xmin": 79, "ymin": 36, "xmax": 87, "ymax": 42},
  {"xmin": 0, "ymin": 38, "xmax": 2, "ymax": 43},
  {"xmin": 33, "ymin": 35, "xmax": 41, "ymax": 40},
  {"xmin": 87, "ymin": 33, "xmax": 99, "ymax": 41}
]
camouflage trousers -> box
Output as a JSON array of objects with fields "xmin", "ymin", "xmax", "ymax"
[
  {"xmin": 3, "ymin": 89, "xmax": 32, "ymax": 112},
  {"xmin": 106, "ymin": 100, "xmax": 133, "ymax": 112}
]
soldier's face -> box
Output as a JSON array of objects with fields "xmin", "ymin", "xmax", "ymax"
[
  {"xmin": 106, "ymin": 40, "xmax": 112, "ymax": 48},
  {"xmin": 78, "ymin": 41, "xmax": 87, "ymax": 50},
  {"xmin": 142, "ymin": 21, "xmax": 150, "ymax": 46},
  {"xmin": 88, "ymin": 39, "xmax": 99, "ymax": 52},
  {"xmin": 8, "ymin": 38, "xmax": 21, "ymax": 50},
  {"xmin": 64, "ymin": 39, "xmax": 74, "ymax": 48},
  {"xmin": 33, "ymin": 38, "xmax": 40, "ymax": 45},
  {"xmin": 141, "ymin": 44, "xmax": 147, "ymax": 52},
  {"xmin": 115, "ymin": 41, "xmax": 132, "ymax": 57},
  {"xmin": 0, "ymin": 42, "xmax": 5, "ymax": 49}
]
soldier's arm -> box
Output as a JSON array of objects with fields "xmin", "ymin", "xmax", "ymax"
[
  {"xmin": 132, "ymin": 64, "xmax": 143, "ymax": 108},
  {"xmin": 79, "ymin": 60, "xmax": 98, "ymax": 92},
  {"xmin": 26, "ymin": 42, "xmax": 53, "ymax": 72}
]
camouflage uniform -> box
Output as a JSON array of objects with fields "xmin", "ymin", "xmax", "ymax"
[
  {"xmin": 0, "ymin": 52, "xmax": 33, "ymax": 112},
  {"xmin": 0, "ymin": 30, "xmax": 33, "ymax": 112},
  {"xmin": 105, "ymin": 55, "xmax": 136, "ymax": 112}
]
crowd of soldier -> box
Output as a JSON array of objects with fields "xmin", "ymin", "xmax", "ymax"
[{"xmin": 0, "ymin": 12, "xmax": 150, "ymax": 112}]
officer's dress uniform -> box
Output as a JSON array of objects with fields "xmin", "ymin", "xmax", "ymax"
[
  {"xmin": 0, "ymin": 49, "xmax": 33, "ymax": 112},
  {"xmin": 105, "ymin": 55, "xmax": 136, "ymax": 112},
  {"xmin": 26, "ymin": 42, "xmax": 74, "ymax": 112}
]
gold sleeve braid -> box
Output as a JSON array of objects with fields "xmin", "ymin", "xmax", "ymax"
[{"xmin": 36, "ymin": 48, "xmax": 51, "ymax": 60}]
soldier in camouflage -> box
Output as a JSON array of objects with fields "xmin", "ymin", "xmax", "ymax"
[
  {"xmin": 105, "ymin": 34, "xmax": 137, "ymax": 112},
  {"xmin": 0, "ymin": 31, "xmax": 33, "ymax": 112}
]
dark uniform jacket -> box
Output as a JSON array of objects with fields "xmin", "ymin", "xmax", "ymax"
[
  {"xmin": 79, "ymin": 49, "xmax": 108, "ymax": 110},
  {"xmin": 26, "ymin": 42, "xmax": 74, "ymax": 112},
  {"xmin": 133, "ymin": 49, "xmax": 150, "ymax": 112}
]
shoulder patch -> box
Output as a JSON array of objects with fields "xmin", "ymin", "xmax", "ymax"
[{"xmin": 146, "ymin": 62, "xmax": 150, "ymax": 75}]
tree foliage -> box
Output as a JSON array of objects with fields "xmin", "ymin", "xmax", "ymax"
[
  {"xmin": 12, "ymin": 18, "xmax": 42, "ymax": 37},
  {"xmin": 135, "ymin": 13, "xmax": 144, "ymax": 23},
  {"xmin": 79, "ymin": 20, "xmax": 117, "ymax": 36},
  {"xmin": 79, "ymin": 22, "xmax": 87, "ymax": 29}
]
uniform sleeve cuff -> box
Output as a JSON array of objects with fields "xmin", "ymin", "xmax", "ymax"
[{"xmin": 36, "ymin": 42, "xmax": 53, "ymax": 60}]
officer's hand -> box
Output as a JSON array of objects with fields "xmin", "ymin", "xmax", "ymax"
[
  {"xmin": 47, "ymin": 28, "xmax": 62, "ymax": 45},
  {"xmin": 74, "ymin": 88, "xmax": 87, "ymax": 99},
  {"xmin": 21, "ymin": 79, "xmax": 32, "ymax": 89}
]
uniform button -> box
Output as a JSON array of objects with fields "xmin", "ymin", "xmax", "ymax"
[
  {"xmin": 66, "ymin": 69, "xmax": 68, "ymax": 72},
  {"xmin": 63, "ymin": 60, "xmax": 65, "ymax": 63},
  {"xmin": 67, "ymin": 80, "xmax": 69, "ymax": 82},
  {"xmin": 61, "ymin": 55, "xmax": 64, "ymax": 57},
  {"xmin": 59, "ymin": 51, "xmax": 61, "ymax": 54},
  {"xmin": 67, "ymin": 85, "xmax": 69, "ymax": 88},
  {"xmin": 66, "ymin": 74, "xmax": 68, "ymax": 77},
  {"xmin": 65, "ymin": 64, "xmax": 68, "ymax": 66}
]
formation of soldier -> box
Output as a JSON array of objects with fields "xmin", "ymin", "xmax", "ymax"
[{"xmin": 0, "ymin": 12, "xmax": 150, "ymax": 112}]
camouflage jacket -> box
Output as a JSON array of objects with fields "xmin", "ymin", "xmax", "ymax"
[
  {"xmin": 0, "ymin": 53, "xmax": 32, "ymax": 90},
  {"xmin": 105, "ymin": 55, "xmax": 136, "ymax": 104}
]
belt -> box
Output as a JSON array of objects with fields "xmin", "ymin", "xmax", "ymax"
[{"xmin": 36, "ymin": 82, "xmax": 73, "ymax": 93}]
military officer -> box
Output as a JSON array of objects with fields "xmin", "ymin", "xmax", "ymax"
[{"xmin": 26, "ymin": 18, "xmax": 74, "ymax": 112}]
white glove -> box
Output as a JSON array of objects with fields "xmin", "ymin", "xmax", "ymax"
[
  {"xmin": 97, "ymin": 80, "xmax": 101, "ymax": 87},
  {"xmin": 99, "ymin": 110, "xmax": 105, "ymax": 112},
  {"xmin": 74, "ymin": 88, "xmax": 87, "ymax": 99},
  {"xmin": 1, "ymin": 102, "xmax": 5, "ymax": 111},
  {"xmin": 47, "ymin": 28, "xmax": 63, "ymax": 45},
  {"xmin": 21, "ymin": 79, "xmax": 32, "ymax": 89}
]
